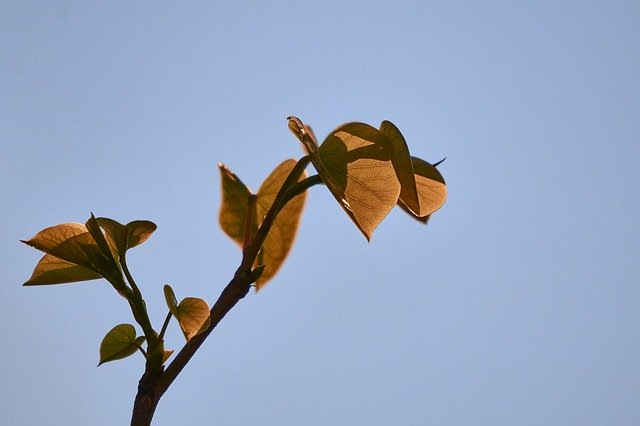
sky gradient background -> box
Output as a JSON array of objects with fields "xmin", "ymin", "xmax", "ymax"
[{"xmin": 2, "ymin": 1, "xmax": 639, "ymax": 425}]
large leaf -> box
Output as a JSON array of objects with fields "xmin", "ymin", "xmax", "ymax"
[
  {"xmin": 218, "ymin": 161, "xmax": 307, "ymax": 289},
  {"xmin": 96, "ymin": 217, "xmax": 157, "ymax": 259},
  {"xmin": 379, "ymin": 120, "xmax": 420, "ymax": 215},
  {"xmin": 98, "ymin": 323, "xmax": 145, "ymax": 365},
  {"xmin": 397, "ymin": 157, "xmax": 447, "ymax": 221},
  {"xmin": 21, "ymin": 222, "xmax": 111, "ymax": 277},
  {"xmin": 24, "ymin": 254, "xmax": 102, "ymax": 286},
  {"xmin": 218, "ymin": 163, "xmax": 252, "ymax": 245},
  {"xmin": 254, "ymin": 159, "xmax": 307, "ymax": 289},
  {"xmin": 288, "ymin": 117, "xmax": 401, "ymax": 240}
]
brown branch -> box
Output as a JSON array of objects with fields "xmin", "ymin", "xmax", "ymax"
[{"xmin": 129, "ymin": 156, "xmax": 311, "ymax": 425}]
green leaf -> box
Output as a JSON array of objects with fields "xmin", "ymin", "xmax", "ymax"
[
  {"xmin": 379, "ymin": 121, "xmax": 420, "ymax": 215},
  {"xmin": 21, "ymin": 222, "xmax": 110, "ymax": 278},
  {"xmin": 96, "ymin": 217, "xmax": 157, "ymax": 259},
  {"xmin": 397, "ymin": 157, "xmax": 447, "ymax": 221},
  {"xmin": 218, "ymin": 163, "xmax": 252, "ymax": 246},
  {"xmin": 288, "ymin": 117, "xmax": 401, "ymax": 240},
  {"xmin": 254, "ymin": 159, "xmax": 307, "ymax": 289},
  {"xmin": 175, "ymin": 297, "xmax": 211, "ymax": 341},
  {"xmin": 24, "ymin": 254, "xmax": 102, "ymax": 286},
  {"xmin": 98, "ymin": 324, "xmax": 145, "ymax": 365},
  {"xmin": 163, "ymin": 284, "xmax": 179, "ymax": 318}
]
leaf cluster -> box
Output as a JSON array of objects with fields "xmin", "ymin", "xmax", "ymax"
[{"xmin": 21, "ymin": 116, "xmax": 447, "ymax": 424}]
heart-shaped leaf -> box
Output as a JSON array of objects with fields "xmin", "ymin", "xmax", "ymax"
[
  {"xmin": 254, "ymin": 159, "xmax": 307, "ymax": 289},
  {"xmin": 164, "ymin": 285, "xmax": 210, "ymax": 341},
  {"xmin": 24, "ymin": 254, "xmax": 102, "ymax": 286},
  {"xmin": 288, "ymin": 117, "xmax": 401, "ymax": 240},
  {"xmin": 21, "ymin": 222, "xmax": 111, "ymax": 277},
  {"xmin": 218, "ymin": 163, "xmax": 252, "ymax": 246},
  {"xmin": 218, "ymin": 160, "xmax": 307, "ymax": 289},
  {"xmin": 175, "ymin": 297, "xmax": 211, "ymax": 341},
  {"xmin": 98, "ymin": 323, "xmax": 145, "ymax": 365},
  {"xmin": 397, "ymin": 157, "xmax": 447, "ymax": 221},
  {"xmin": 96, "ymin": 217, "xmax": 157, "ymax": 259}
]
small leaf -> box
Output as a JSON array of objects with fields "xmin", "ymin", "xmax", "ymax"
[
  {"xmin": 163, "ymin": 284, "xmax": 179, "ymax": 318},
  {"xmin": 397, "ymin": 157, "xmax": 447, "ymax": 221},
  {"xmin": 162, "ymin": 350, "xmax": 174, "ymax": 364},
  {"xmin": 98, "ymin": 324, "xmax": 145, "ymax": 365},
  {"xmin": 287, "ymin": 115, "xmax": 318, "ymax": 155},
  {"xmin": 24, "ymin": 254, "xmax": 102, "ymax": 286},
  {"xmin": 86, "ymin": 214, "xmax": 116, "ymax": 264},
  {"xmin": 289, "ymin": 117, "xmax": 401, "ymax": 240},
  {"xmin": 175, "ymin": 297, "xmax": 211, "ymax": 341},
  {"xmin": 218, "ymin": 163, "xmax": 252, "ymax": 246},
  {"xmin": 249, "ymin": 264, "xmax": 266, "ymax": 284},
  {"xmin": 96, "ymin": 217, "xmax": 157, "ymax": 259},
  {"xmin": 254, "ymin": 159, "xmax": 307, "ymax": 289}
]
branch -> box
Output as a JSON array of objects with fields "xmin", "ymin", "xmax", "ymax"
[{"xmin": 129, "ymin": 156, "xmax": 312, "ymax": 425}]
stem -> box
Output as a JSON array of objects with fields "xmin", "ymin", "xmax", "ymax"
[
  {"xmin": 120, "ymin": 256, "xmax": 157, "ymax": 344},
  {"xmin": 129, "ymin": 156, "xmax": 312, "ymax": 425},
  {"xmin": 243, "ymin": 194, "xmax": 257, "ymax": 256},
  {"xmin": 134, "ymin": 341, "xmax": 148, "ymax": 357},
  {"xmin": 158, "ymin": 311, "xmax": 172, "ymax": 342},
  {"xmin": 281, "ymin": 174, "xmax": 323, "ymax": 208}
]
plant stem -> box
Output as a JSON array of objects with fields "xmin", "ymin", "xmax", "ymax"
[
  {"xmin": 129, "ymin": 156, "xmax": 312, "ymax": 425},
  {"xmin": 158, "ymin": 311, "xmax": 172, "ymax": 342},
  {"xmin": 121, "ymin": 256, "xmax": 157, "ymax": 345}
]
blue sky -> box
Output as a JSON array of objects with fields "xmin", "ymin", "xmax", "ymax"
[{"xmin": 2, "ymin": 1, "xmax": 639, "ymax": 425}]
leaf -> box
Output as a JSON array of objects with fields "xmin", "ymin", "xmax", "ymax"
[
  {"xmin": 98, "ymin": 324, "xmax": 145, "ymax": 365},
  {"xmin": 254, "ymin": 159, "xmax": 307, "ymax": 289},
  {"xmin": 288, "ymin": 117, "xmax": 401, "ymax": 240},
  {"xmin": 21, "ymin": 222, "xmax": 110, "ymax": 276},
  {"xmin": 218, "ymin": 161, "xmax": 307, "ymax": 289},
  {"xmin": 379, "ymin": 121, "xmax": 420, "ymax": 215},
  {"xmin": 175, "ymin": 297, "xmax": 211, "ymax": 341},
  {"xmin": 218, "ymin": 163, "xmax": 252, "ymax": 246},
  {"xmin": 397, "ymin": 157, "xmax": 447, "ymax": 221},
  {"xmin": 24, "ymin": 254, "xmax": 102, "ymax": 286},
  {"xmin": 85, "ymin": 213, "xmax": 116, "ymax": 265},
  {"xmin": 162, "ymin": 350, "xmax": 174, "ymax": 364},
  {"xmin": 163, "ymin": 284, "xmax": 179, "ymax": 318},
  {"xmin": 96, "ymin": 217, "xmax": 157, "ymax": 259}
]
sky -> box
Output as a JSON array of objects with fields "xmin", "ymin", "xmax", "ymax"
[{"xmin": 1, "ymin": 1, "xmax": 639, "ymax": 425}]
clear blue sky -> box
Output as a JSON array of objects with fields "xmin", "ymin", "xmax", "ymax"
[{"xmin": 2, "ymin": 1, "xmax": 639, "ymax": 425}]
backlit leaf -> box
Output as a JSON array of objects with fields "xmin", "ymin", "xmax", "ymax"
[
  {"xmin": 86, "ymin": 214, "xmax": 116, "ymax": 265},
  {"xmin": 218, "ymin": 163, "xmax": 251, "ymax": 246},
  {"xmin": 98, "ymin": 324, "xmax": 145, "ymax": 365},
  {"xmin": 218, "ymin": 161, "xmax": 307, "ymax": 289},
  {"xmin": 96, "ymin": 217, "xmax": 157, "ymax": 259},
  {"xmin": 379, "ymin": 120, "xmax": 420, "ymax": 215},
  {"xmin": 254, "ymin": 159, "xmax": 307, "ymax": 289},
  {"xmin": 398, "ymin": 157, "xmax": 447, "ymax": 221},
  {"xmin": 289, "ymin": 117, "xmax": 401, "ymax": 240},
  {"xmin": 24, "ymin": 254, "xmax": 102, "ymax": 286},
  {"xmin": 21, "ymin": 222, "xmax": 109, "ymax": 276},
  {"xmin": 175, "ymin": 297, "xmax": 211, "ymax": 341},
  {"xmin": 163, "ymin": 284, "xmax": 179, "ymax": 318},
  {"xmin": 162, "ymin": 350, "xmax": 174, "ymax": 364}
]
